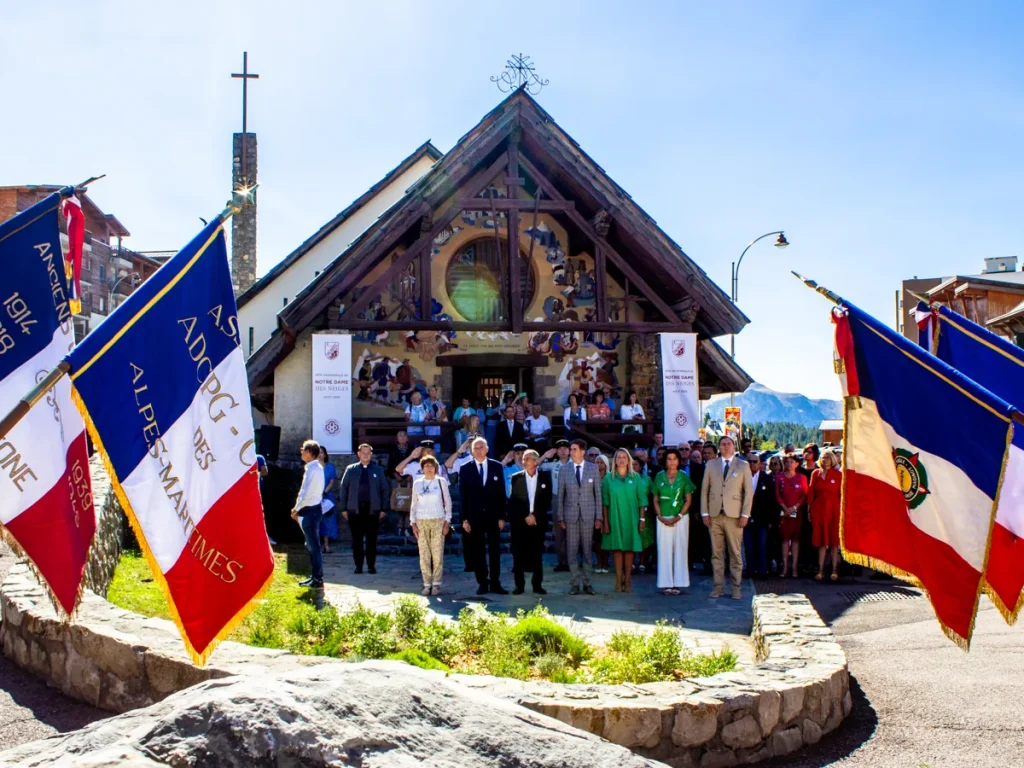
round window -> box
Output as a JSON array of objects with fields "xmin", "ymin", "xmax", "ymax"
[{"xmin": 445, "ymin": 238, "xmax": 536, "ymax": 322}]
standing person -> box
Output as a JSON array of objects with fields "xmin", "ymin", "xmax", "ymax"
[
  {"xmin": 653, "ymin": 448, "xmax": 696, "ymax": 595},
  {"xmin": 387, "ymin": 430, "xmax": 412, "ymax": 481},
  {"xmin": 558, "ymin": 439, "xmax": 604, "ymax": 595},
  {"xmin": 808, "ymin": 449, "xmax": 842, "ymax": 581},
  {"xmin": 338, "ymin": 444, "xmax": 390, "ymax": 575},
  {"xmin": 456, "ymin": 413, "xmax": 482, "ymax": 448},
  {"xmin": 453, "ymin": 397, "xmax": 475, "ymax": 423},
  {"xmin": 796, "ymin": 444, "xmax": 820, "ymax": 571},
  {"xmin": 593, "ymin": 454, "xmax": 611, "ymax": 573},
  {"xmin": 484, "ymin": 395, "xmax": 501, "ymax": 448},
  {"xmin": 745, "ymin": 452, "xmax": 777, "ymax": 577},
  {"xmin": 633, "ymin": 456, "xmax": 656, "ymax": 574},
  {"xmin": 424, "ymin": 385, "xmax": 447, "ymax": 439},
  {"xmin": 563, "ymin": 393, "xmax": 587, "ymax": 438},
  {"xmin": 540, "ymin": 440, "xmax": 572, "ymax": 573},
  {"xmin": 256, "ymin": 453, "xmax": 275, "ymax": 546},
  {"xmin": 508, "ymin": 449, "xmax": 552, "ymax": 595},
  {"xmin": 502, "ymin": 443, "xmax": 527, "ymax": 496},
  {"xmin": 700, "ymin": 436, "xmax": 753, "ymax": 599},
  {"xmin": 619, "ymin": 390, "xmax": 646, "ymax": 433},
  {"xmin": 798, "ymin": 444, "xmax": 819, "ymax": 483},
  {"xmin": 291, "ymin": 440, "xmax": 325, "ymax": 588},
  {"xmin": 601, "ymin": 448, "xmax": 648, "ymax": 593},
  {"xmin": 765, "ymin": 454, "xmax": 785, "ymax": 574},
  {"xmin": 318, "ymin": 447, "xmax": 339, "ymax": 554},
  {"xmin": 496, "ymin": 405, "xmax": 526, "ymax": 457},
  {"xmin": 776, "ymin": 454, "xmax": 808, "ymax": 579},
  {"xmin": 410, "ymin": 455, "xmax": 452, "ymax": 596},
  {"xmin": 682, "ymin": 444, "xmax": 710, "ymax": 575},
  {"xmin": 458, "ymin": 437, "xmax": 508, "ymax": 596}
]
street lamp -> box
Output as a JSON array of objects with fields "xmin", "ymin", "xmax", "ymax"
[
  {"xmin": 108, "ymin": 272, "xmax": 141, "ymax": 314},
  {"xmin": 729, "ymin": 231, "xmax": 789, "ymax": 406}
]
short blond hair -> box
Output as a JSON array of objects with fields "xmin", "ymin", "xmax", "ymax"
[{"xmin": 819, "ymin": 448, "xmax": 839, "ymax": 469}]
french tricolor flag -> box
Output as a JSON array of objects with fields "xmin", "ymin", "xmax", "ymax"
[
  {"xmin": 835, "ymin": 303, "xmax": 1016, "ymax": 648},
  {"xmin": 0, "ymin": 194, "xmax": 94, "ymax": 615},
  {"xmin": 64, "ymin": 219, "xmax": 273, "ymax": 665},
  {"xmin": 930, "ymin": 305, "xmax": 1024, "ymax": 623}
]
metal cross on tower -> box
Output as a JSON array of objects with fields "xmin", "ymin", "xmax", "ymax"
[
  {"xmin": 231, "ymin": 51, "xmax": 259, "ymax": 183},
  {"xmin": 491, "ymin": 53, "xmax": 548, "ymax": 95}
]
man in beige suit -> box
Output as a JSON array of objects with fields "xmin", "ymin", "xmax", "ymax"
[{"xmin": 700, "ymin": 436, "xmax": 753, "ymax": 599}]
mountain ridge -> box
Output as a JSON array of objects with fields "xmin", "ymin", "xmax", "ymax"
[{"xmin": 705, "ymin": 383, "xmax": 841, "ymax": 427}]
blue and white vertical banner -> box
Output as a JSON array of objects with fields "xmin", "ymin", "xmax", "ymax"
[
  {"xmin": 660, "ymin": 332, "xmax": 699, "ymax": 445},
  {"xmin": 311, "ymin": 333, "xmax": 352, "ymax": 454}
]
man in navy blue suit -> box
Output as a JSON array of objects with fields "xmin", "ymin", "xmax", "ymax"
[{"xmin": 459, "ymin": 436, "xmax": 508, "ymax": 595}]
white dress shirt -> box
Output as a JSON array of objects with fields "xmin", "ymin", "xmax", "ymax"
[
  {"xmin": 505, "ymin": 420, "xmax": 517, "ymax": 435},
  {"xmin": 476, "ymin": 460, "xmax": 489, "ymax": 485},
  {"xmin": 620, "ymin": 403, "xmax": 645, "ymax": 420},
  {"xmin": 294, "ymin": 459, "xmax": 325, "ymax": 510},
  {"xmin": 410, "ymin": 475, "xmax": 452, "ymax": 524},
  {"xmin": 524, "ymin": 470, "xmax": 539, "ymax": 513}
]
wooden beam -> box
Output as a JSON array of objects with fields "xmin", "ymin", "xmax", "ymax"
[
  {"xmin": 595, "ymin": 244, "xmax": 608, "ymax": 323},
  {"xmin": 336, "ymin": 319, "xmax": 682, "ymax": 333},
  {"xmin": 457, "ymin": 198, "xmax": 573, "ymax": 212},
  {"xmin": 419, "ymin": 215, "xmax": 432, "ymax": 322},
  {"xmin": 508, "ymin": 130, "xmax": 522, "ymax": 333},
  {"xmin": 518, "ymin": 153, "xmax": 565, "ymax": 200},
  {"xmin": 341, "ymin": 240, "xmax": 427, "ymax": 325}
]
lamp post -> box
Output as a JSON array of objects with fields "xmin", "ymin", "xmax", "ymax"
[
  {"xmin": 729, "ymin": 231, "xmax": 789, "ymax": 406},
  {"xmin": 108, "ymin": 272, "xmax": 141, "ymax": 314}
]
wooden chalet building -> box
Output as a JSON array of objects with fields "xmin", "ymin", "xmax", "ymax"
[{"xmin": 245, "ymin": 89, "xmax": 752, "ymax": 456}]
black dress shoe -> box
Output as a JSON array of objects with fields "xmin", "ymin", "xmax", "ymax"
[
  {"xmin": 568, "ymin": 586, "xmax": 581, "ymax": 595},
  {"xmin": 368, "ymin": 567, "xmax": 377, "ymax": 574},
  {"xmin": 490, "ymin": 585, "xmax": 509, "ymax": 595},
  {"xmin": 512, "ymin": 587, "xmax": 525, "ymax": 595},
  {"xmin": 533, "ymin": 587, "xmax": 547, "ymax": 595},
  {"xmin": 354, "ymin": 567, "xmax": 363, "ymax": 574},
  {"xmin": 476, "ymin": 585, "xmax": 488, "ymax": 595},
  {"xmin": 463, "ymin": 566, "xmax": 475, "ymax": 572},
  {"xmin": 298, "ymin": 577, "xmax": 314, "ymax": 587},
  {"xmin": 582, "ymin": 585, "xmax": 595, "ymax": 595},
  {"xmin": 310, "ymin": 580, "xmax": 324, "ymax": 589}
]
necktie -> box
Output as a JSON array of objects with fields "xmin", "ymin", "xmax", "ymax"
[
  {"xmin": 723, "ymin": 460, "xmax": 730, "ymax": 477},
  {"xmin": 576, "ymin": 464, "xmax": 582, "ymax": 487},
  {"xmin": 479, "ymin": 462, "xmax": 485, "ymax": 484}
]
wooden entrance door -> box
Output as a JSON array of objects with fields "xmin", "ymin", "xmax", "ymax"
[{"xmin": 452, "ymin": 367, "xmax": 533, "ymax": 410}]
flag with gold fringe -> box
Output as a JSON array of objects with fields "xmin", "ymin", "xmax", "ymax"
[
  {"xmin": 834, "ymin": 301, "xmax": 1017, "ymax": 649},
  {"xmin": 63, "ymin": 217, "xmax": 272, "ymax": 665}
]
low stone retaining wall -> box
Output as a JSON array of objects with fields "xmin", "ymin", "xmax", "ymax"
[{"xmin": 0, "ymin": 564, "xmax": 848, "ymax": 766}]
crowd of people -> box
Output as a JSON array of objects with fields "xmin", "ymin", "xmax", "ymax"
[{"xmin": 284, "ymin": 391, "xmax": 845, "ymax": 598}]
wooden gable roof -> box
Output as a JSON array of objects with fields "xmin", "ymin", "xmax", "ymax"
[{"xmin": 247, "ymin": 89, "xmax": 750, "ymax": 388}]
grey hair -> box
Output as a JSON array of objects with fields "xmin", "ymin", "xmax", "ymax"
[{"xmin": 471, "ymin": 436, "xmax": 489, "ymax": 449}]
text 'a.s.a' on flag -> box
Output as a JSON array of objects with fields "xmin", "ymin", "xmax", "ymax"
[
  {"xmin": 833, "ymin": 303, "xmax": 1016, "ymax": 649},
  {"xmin": 63, "ymin": 218, "xmax": 273, "ymax": 665}
]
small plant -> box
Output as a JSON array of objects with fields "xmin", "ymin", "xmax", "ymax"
[
  {"xmin": 349, "ymin": 610, "xmax": 397, "ymax": 660},
  {"xmin": 386, "ymin": 648, "xmax": 450, "ymax": 672},
  {"xmin": 679, "ymin": 647, "xmax": 738, "ymax": 678},
  {"xmin": 456, "ymin": 605, "xmax": 508, "ymax": 653},
  {"xmin": 506, "ymin": 608, "xmax": 592, "ymax": 665},
  {"xmin": 393, "ymin": 595, "xmax": 428, "ymax": 641},
  {"xmin": 244, "ymin": 602, "xmax": 288, "ymax": 648},
  {"xmin": 415, "ymin": 619, "xmax": 460, "ymax": 665}
]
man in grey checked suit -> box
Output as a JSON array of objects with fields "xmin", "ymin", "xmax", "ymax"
[{"xmin": 558, "ymin": 439, "xmax": 603, "ymax": 595}]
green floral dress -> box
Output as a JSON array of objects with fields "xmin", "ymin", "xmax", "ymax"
[{"xmin": 601, "ymin": 472, "xmax": 648, "ymax": 552}]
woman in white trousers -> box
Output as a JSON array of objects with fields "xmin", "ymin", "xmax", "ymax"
[{"xmin": 652, "ymin": 448, "xmax": 697, "ymax": 595}]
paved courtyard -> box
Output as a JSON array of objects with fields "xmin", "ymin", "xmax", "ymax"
[{"xmin": 318, "ymin": 549, "xmax": 757, "ymax": 664}]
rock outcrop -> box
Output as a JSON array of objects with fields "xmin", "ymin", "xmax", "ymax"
[{"xmin": 0, "ymin": 661, "xmax": 665, "ymax": 767}]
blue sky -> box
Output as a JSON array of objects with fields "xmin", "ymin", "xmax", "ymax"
[{"xmin": 3, "ymin": 1, "xmax": 1022, "ymax": 399}]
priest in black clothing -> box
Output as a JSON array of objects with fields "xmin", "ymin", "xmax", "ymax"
[
  {"xmin": 508, "ymin": 448, "xmax": 552, "ymax": 594},
  {"xmin": 458, "ymin": 436, "xmax": 508, "ymax": 595}
]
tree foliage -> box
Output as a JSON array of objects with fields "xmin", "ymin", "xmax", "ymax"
[{"xmin": 744, "ymin": 421, "xmax": 821, "ymax": 451}]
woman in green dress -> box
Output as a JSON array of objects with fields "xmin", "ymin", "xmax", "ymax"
[
  {"xmin": 601, "ymin": 447, "xmax": 648, "ymax": 593},
  {"xmin": 633, "ymin": 456, "xmax": 656, "ymax": 574},
  {"xmin": 653, "ymin": 448, "xmax": 696, "ymax": 595}
]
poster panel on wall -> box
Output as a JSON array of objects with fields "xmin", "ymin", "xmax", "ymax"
[
  {"xmin": 312, "ymin": 334, "xmax": 352, "ymax": 454},
  {"xmin": 660, "ymin": 333, "xmax": 699, "ymax": 445},
  {"xmin": 724, "ymin": 406, "xmax": 742, "ymax": 442}
]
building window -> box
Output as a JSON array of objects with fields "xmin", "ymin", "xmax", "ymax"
[
  {"xmin": 97, "ymin": 295, "xmax": 106, "ymax": 313},
  {"xmin": 248, "ymin": 327, "xmax": 254, "ymax": 356},
  {"xmin": 98, "ymin": 265, "xmax": 105, "ymax": 281},
  {"xmin": 445, "ymin": 238, "xmax": 536, "ymax": 323}
]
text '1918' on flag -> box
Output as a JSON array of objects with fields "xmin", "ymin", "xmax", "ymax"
[
  {"xmin": 64, "ymin": 218, "xmax": 273, "ymax": 665},
  {"xmin": 834, "ymin": 303, "xmax": 1016, "ymax": 649},
  {"xmin": 929, "ymin": 304, "xmax": 1024, "ymax": 623},
  {"xmin": 0, "ymin": 193, "xmax": 94, "ymax": 615}
]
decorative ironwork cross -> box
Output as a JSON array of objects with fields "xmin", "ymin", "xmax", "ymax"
[
  {"xmin": 491, "ymin": 53, "xmax": 548, "ymax": 95},
  {"xmin": 231, "ymin": 52, "xmax": 260, "ymax": 183}
]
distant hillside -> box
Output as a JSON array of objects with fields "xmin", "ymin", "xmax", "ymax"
[{"xmin": 706, "ymin": 383, "xmax": 841, "ymax": 428}]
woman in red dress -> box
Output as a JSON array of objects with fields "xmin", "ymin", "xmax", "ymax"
[
  {"xmin": 775, "ymin": 454, "xmax": 808, "ymax": 578},
  {"xmin": 808, "ymin": 449, "xmax": 842, "ymax": 581}
]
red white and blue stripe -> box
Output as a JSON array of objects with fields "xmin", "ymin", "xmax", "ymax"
[
  {"xmin": 835, "ymin": 303, "xmax": 1016, "ymax": 648},
  {"xmin": 65, "ymin": 219, "xmax": 273, "ymax": 665},
  {"xmin": 931, "ymin": 304, "xmax": 1024, "ymax": 622},
  {"xmin": 0, "ymin": 194, "xmax": 93, "ymax": 615}
]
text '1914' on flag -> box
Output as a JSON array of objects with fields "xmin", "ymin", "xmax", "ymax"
[
  {"xmin": 834, "ymin": 302, "xmax": 1016, "ymax": 649},
  {"xmin": 927, "ymin": 304, "xmax": 1024, "ymax": 623},
  {"xmin": 0, "ymin": 193, "xmax": 94, "ymax": 615},
  {"xmin": 64, "ymin": 218, "xmax": 273, "ymax": 665}
]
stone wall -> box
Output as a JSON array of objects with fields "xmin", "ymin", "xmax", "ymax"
[
  {"xmin": 83, "ymin": 454, "xmax": 125, "ymax": 597},
  {"xmin": 0, "ymin": 564, "xmax": 848, "ymax": 766},
  {"xmin": 231, "ymin": 131, "xmax": 258, "ymax": 296}
]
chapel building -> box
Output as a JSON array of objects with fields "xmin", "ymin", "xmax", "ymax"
[{"xmin": 242, "ymin": 89, "xmax": 752, "ymax": 456}]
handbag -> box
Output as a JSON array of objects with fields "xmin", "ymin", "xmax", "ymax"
[{"xmin": 391, "ymin": 484, "xmax": 413, "ymax": 513}]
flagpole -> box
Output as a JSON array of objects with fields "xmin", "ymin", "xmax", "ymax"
[{"xmin": 0, "ymin": 185, "xmax": 255, "ymax": 440}]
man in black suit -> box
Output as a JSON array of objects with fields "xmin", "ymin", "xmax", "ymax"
[
  {"xmin": 745, "ymin": 452, "xmax": 777, "ymax": 577},
  {"xmin": 508, "ymin": 449, "xmax": 552, "ymax": 595},
  {"xmin": 495, "ymin": 405, "xmax": 526, "ymax": 457},
  {"xmin": 681, "ymin": 443, "xmax": 711, "ymax": 574},
  {"xmin": 458, "ymin": 436, "xmax": 508, "ymax": 595}
]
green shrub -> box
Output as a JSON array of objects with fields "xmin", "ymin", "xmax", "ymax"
[
  {"xmin": 415, "ymin": 620, "xmax": 460, "ymax": 665},
  {"xmin": 456, "ymin": 605, "xmax": 509, "ymax": 653},
  {"xmin": 349, "ymin": 610, "xmax": 397, "ymax": 659},
  {"xmin": 386, "ymin": 648, "xmax": 450, "ymax": 672},
  {"xmin": 534, "ymin": 652, "xmax": 580, "ymax": 682},
  {"xmin": 679, "ymin": 647, "xmax": 738, "ymax": 678},
  {"xmin": 507, "ymin": 612, "xmax": 592, "ymax": 665},
  {"xmin": 591, "ymin": 622, "xmax": 684, "ymax": 684},
  {"xmin": 244, "ymin": 602, "xmax": 288, "ymax": 649},
  {"xmin": 479, "ymin": 630, "xmax": 531, "ymax": 680},
  {"xmin": 393, "ymin": 595, "xmax": 428, "ymax": 640}
]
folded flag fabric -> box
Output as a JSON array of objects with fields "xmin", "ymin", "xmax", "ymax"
[
  {"xmin": 65, "ymin": 218, "xmax": 273, "ymax": 665},
  {"xmin": 928, "ymin": 304, "xmax": 1024, "ymax": 622},
  {"xmin": 0, "ymin": 193, "xmax": 94, "ymax": 615},
  {"xmin": 834, "ymin": 302, "xmax": 1016, "ymax": 648},
  {"xmin": 61, "ymin": 193, "xmax": 84, "ymax": 316}
]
